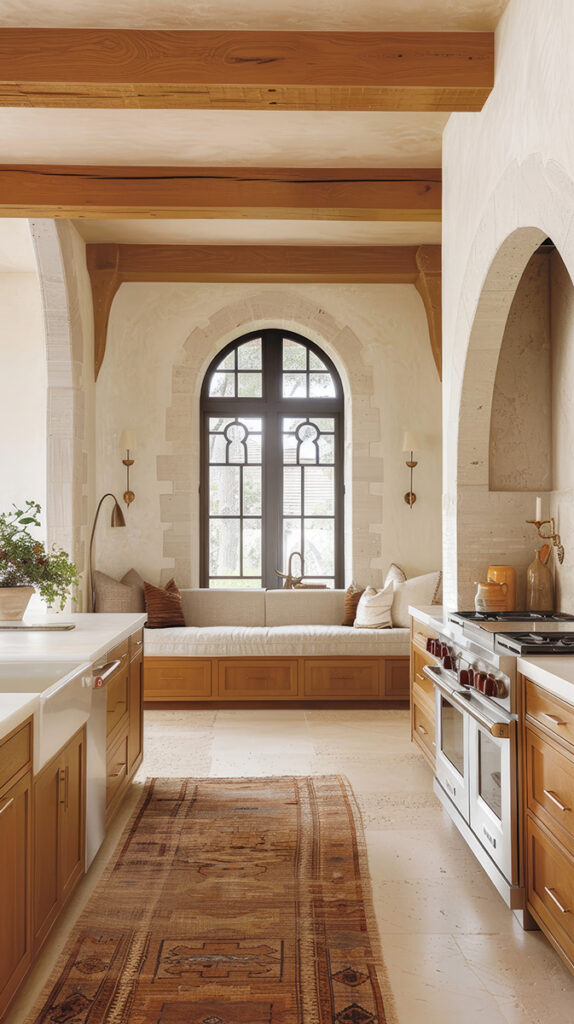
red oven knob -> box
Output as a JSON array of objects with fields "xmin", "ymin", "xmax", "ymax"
[
  {"xmin": 459, "ymin": 668, "xmax": 473, "ymax": 687},
  {"xmin": 426, "ymin": 638, "xmax": 437, "ymax": 655},
  {"xmin": 475, "ymin": 672, "xmax": 487, "ymax": 693},
  {"xmin": 484, "ymin": 675, "xmax": 498, "ymax": 698}
]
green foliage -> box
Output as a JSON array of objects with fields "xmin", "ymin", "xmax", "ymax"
[{"xmin": 0, "ymin": 501, "xmax": 80, "ymax": 610}]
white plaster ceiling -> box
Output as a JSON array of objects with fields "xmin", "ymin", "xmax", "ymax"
[
  {"xmin": 0, "ymin": 109, "xmax": 447, "ymax": 168},
  {"xmin": 0, "ymin": 219, "xmax": 36, "ymax": 271},
  {"xmin": 73, "ymin": 218, "xmax": 442, "ymax": 246},
  {"xmin": 0, "ymin": 0, "xmax": 510, "ymax": 31}
]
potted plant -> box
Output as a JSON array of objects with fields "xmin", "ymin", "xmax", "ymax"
[{"xmin": 0, "ymin": 501, "xmax": 80, "ymax": 620}]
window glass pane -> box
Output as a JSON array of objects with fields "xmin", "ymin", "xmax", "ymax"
[
  {"xmin": 309, "ymin": 350, "xmax": 328, "ymax": 371},
  {"xmin": 318, "ymin": 435, "xmax": 335, "ymax": 464},
  {"xmin": 208, "ymin": 433, "xmax": 227, "ymax": 463},
  {"xmin": 303, "ymin": 519, "xmax": 334, "ymax": 576},
  {"xmin": 283, "ymin": 518, "xmax": 302, "ymax": 561},
  {"xmin": 209, "ymin": 371, "xmax": 235, "ymax": 397},
  {"xmin": 243, "ymin": 520, "xmax": 262, "ymax": 576},
  {"xmin": 297, "ymin": 422, "xmax": 319, "ymax": 464},
  {"xmin": 283, "ymin": 467, "xmax": 302, "ymax": 515},
  {"xmin": 237, "ymin": 338, "xmax": 262, "ymax": 369},
  {"xmin": 209, "ymin": 416, "xmax": 233, "ymax": 432},
  {"xmin": 304, "ymin": 466, "xmax": 334, "ymax": 516},
  {"xmin": 283, "ymin": 417, "xmax": 304, "ymax": 432},
  {"xmin": 209, "ymin": 518, "xmax": 240, "ymax": 576},
  {"xmin": 246, "ymin": 433, "xmax": 262, "ymax": 464},
  {"xmin": 312, "ymin": 417, "xmax": 334, "ymax": 432},
  {"xmin": 309, "ymin": 372, "xmax": 336, "ymax": 398},
  {"xmin": 238, "ymin": 372, "xmax": 263, "ymax": 398},
  {"xmin": 211, "ymin": 578, "xmax": 262, "ymax": 589},
  {"xmin": 283, "ymin": 432, "xmax": 298, "ymax": 465},
  {"xmin": 216, "ymin": 351, "xmax": 236, "ymax": 371},
  {"xmin": 243, "ymin": 466, "xmax": 262, "ymax": 516},
  {"xmin": 283, "ymin": 339, "xmax": 307, "ymax": 370},
  {"xmin": 283, "ymin": 372, "xmax": 307, "ymax": 398},
  {"xmin": 209, "ymin": 465, "xmax": 240, "ymax": 515},
  {"xmin": 225, "ymin": 421, "xmax": 248, "ymax": 464}
]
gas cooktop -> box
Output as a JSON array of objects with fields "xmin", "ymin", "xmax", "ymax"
[
  {"xmin": 450, "ymin": 610, "xmax": 574, "ymax": 624},
  {"xmin": 496, "ymin": 631, "xmax": 574, "ymax": 655}
]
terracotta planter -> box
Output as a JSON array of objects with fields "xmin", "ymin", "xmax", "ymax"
[{"xmin": 0, "ymin": 586, "xmax": 34, "ymax": 620}]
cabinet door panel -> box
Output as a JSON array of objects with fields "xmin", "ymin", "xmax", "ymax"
[
  {"xmin": 33, "ymin": 759, "xmax": 60, "ymax": 947},
  {"xmin": 59, "ymin": 730, "xmax": 85, "ymax": 905},
  {"xmin": 0, "ymin": 772, "xmax": 31, "ymax": 1018},
  {"xmin": 128, "ymin": 652, "xmax": 143, "ymax": 775}
]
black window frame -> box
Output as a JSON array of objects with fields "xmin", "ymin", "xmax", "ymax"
[{"xmin": 200, "ymin": 328, "xmax": 344, "ymax": 589}]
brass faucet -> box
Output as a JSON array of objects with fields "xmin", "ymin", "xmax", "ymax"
[{"xmin": 275, "ymin": 550, "xmax": 304, "ymax": 589}]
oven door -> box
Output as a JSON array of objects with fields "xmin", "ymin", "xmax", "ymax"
[
  {"xmin": 434, "ymin": 682, "xmax": 470, "ymax": 821},
  {"xmin": 469, "ymin": 715, "xmax": 518, "ymax": 884}
]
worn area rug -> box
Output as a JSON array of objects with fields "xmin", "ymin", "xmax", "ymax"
[{"xmin": 30, "ymin": 776, "xmax": 396, "ymax": 1024}]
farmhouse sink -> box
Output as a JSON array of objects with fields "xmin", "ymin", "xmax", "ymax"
[{"xmin": 0, "ymin": 659, "xmax": 93, "ymax": 770}]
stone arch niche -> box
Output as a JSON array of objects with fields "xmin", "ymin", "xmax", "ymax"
[
  {"xmin": 158, "ymin": 289, "xmax": 383, "ymax": 589},
  {"xmin": 444, "ymin": 154, "xmax": 574, "ymax": 610}
]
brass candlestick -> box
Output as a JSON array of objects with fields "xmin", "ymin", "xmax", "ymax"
[{"xmin": 525, "ymin": 518, "xmax": 565, "ymax": 564}]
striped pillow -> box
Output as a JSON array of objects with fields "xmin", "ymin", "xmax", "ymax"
[{"xmin": 144, "ymin": 578, "xmax": 186, "ymax": 629}]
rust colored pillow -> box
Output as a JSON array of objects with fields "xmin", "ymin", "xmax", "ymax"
[
  {"xmin": 342, "ymin": 583, "xmax": 365, "ymax": 626},
  {"xmin": 144, "ymin": 578, "xmax": 186, "ymax": 629}
]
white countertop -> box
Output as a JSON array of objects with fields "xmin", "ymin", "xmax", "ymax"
[
  {"xmin": 408, "ymin": 605, "xmax": 446, "ymax": 631},
  {"xmin": 0, "ymin": 692, "xmax": 40, "ymax": 745}
]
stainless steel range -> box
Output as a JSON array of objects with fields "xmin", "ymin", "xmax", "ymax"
[{"xmin": 424, "ymin": 609, "xmax": 574, "ymax": 914}]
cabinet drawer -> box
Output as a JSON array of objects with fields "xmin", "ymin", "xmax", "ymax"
[
  {"xmin": 525, "ymin": 681, "xmax": 574, "ymax": 750},
  {"xmin": 106, "ymin": 730, "xmax": 129, "ymax": 811},
  {"xmin": 0, "ymin": 719, "xmax": 32, "ymax": 795},
  {"xmin": 526, "ymin": 726, "xmax": 574, "ymax": 857},
  {"xmin": 527, "ymin": 815, "xmax": 574, "ymax": 964},
  {"xmin": 106, "ymin": 670, "xmax": 129, "ymax": 737},
  {"xmin": 303, "ymin": 659, "xmax": 379, "ymax": 698},
  {"xmin": 220, "ymin": 660, "xmax": 298, "ymax": 700},
  {"xmin": 129, "ymin": 630, "xmax": 144, "ymax": 662},
  {"xmin": 413, "ymin": 701, "xmax": 436, "ymax": 763},
  {"xmin": 145, "ymin": 659, "xmax": 213, "ymax": 700}
]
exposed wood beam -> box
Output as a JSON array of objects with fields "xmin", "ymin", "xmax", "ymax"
[
  {"xmin": 415, "ymin": 244, "xmax": 442, "ymax": 379},
  {"xmin": 0, "ymin": 166, "xmax": 441, "ymax": 221},
  {"xmin": 87, "ymin": 242, "xmax": 439, "ymax": 380},
  {"xmin": 0, "ymin": 30, "xmax": 494, "ymax": 112}
]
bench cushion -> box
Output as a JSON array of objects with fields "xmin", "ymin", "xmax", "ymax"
[
  {"xmin": 265, "ymin": 589, "xmax": 346, "ymax": 626},
  {"xmin": 180, "ymin": 588, "xmax": 266, "ymax": 627},
  {"xmin": 144, "ymin": 623, "xmax": 410, "ymax": 658}
]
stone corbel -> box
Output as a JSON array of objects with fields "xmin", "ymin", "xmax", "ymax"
[
  {"xmin": 415, "ymin": 244, "xmax": 442, "ymax": 380},
  {"xmin": 87, "ymin": 243, "xmax": 121, "ymax": 381}
]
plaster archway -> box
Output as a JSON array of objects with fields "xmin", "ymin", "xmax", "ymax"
[
  {"xmin": 443, "ymin": 154, "xmax": 574, "ymax": 608},
  {"xmin": 157, "ymin": 289, "xmax": 382, "ymax": 588}
]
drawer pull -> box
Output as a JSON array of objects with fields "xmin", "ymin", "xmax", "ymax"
[
  {"xmin": 544, "ymin": 886, "xmax": 569, "ymax": 914},
  {"xmin": 134, "ymin": 639, "xmax": 143, "ymax": 647},
  {"xmin": 332, "ymin": 674, "xmax": 354, "ymax": 681},
  {"xmin": 415, "ymin": 673, "xmax": 426, "ymax": 684},
  {"xmin": 417, "ymin": 724, "xmax": 428, "ymax": 736},
  {"xmin": 543, "ymin": 789, "xmax": 569, "ymax": 812},
  {"xmin": 540, "ymin": 712, "xmax": 568, "ymax": 727},
  {"xmin": 108, "ymin": 700, "xmax": 126, "ymax": 714},
  {"xmin": 0, "ymin": 796, "xmax": 14, "ymax": 817},
  {"xmin": 109, "ymin": 763, "xmax": 127, "ymax": 778},
  {"xmin": 414, "ymin": 632, "xmax": 428, "ymax": 649}
]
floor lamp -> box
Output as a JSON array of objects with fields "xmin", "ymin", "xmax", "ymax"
[{"xmin": 88, "ymin": 493, "xmax": 126, "ymax": 612}]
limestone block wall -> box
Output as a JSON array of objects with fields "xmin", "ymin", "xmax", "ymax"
[
  {"xmin": 95, "ymin": 282, "xmax": 442, "ymax": 588},
  {"xmin": 442, "ymin": 0, "xmax": 574, "ymax": 609}
]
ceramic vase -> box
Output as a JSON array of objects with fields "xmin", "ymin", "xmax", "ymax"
[
  {"xmin": 0, "ymin": 585, "xmax": 34, "ymax": 621},
  {"xmin": 525, "ymin": 549, "xmax": 554, "ymax": 612}
]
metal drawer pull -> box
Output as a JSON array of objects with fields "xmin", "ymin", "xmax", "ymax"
[
  {"xmin": 544, "ymin": 886, "xmax": 569, "ymax": 914},
  {"xmin": 540, "ymin": 712, "xmax": 567, "ymax": 727},
  {"xmin": 134, "ymin": 639, "xmax": 143, "ymax": 647},
  {"xmin": 109, "ymin": 763, "xmax": 127, "ymax": 778},
  {"xmin": 417, "ymin": 724, "xmax": 428, "ymax": 736},
  {"xmin": 416, "ymin": 673, "xmax": 426, "ymax": 684},
  {"xmin": 93, "ymin": 659, "xmax": 121, "ymax": 688},
  {"xmin": 0, "ymin": 797, "xmax": 14, "ymax": 817},
  {"xmin": 543, "ymin": 789, "xmax": 569, "ymax": 812},
  {"xmin": 107, "ymin": 700, "xmax": 126, "ymax": 714}
]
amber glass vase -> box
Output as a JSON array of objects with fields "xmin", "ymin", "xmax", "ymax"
[{"xmin": 525, "ymin": 549, "xmax": 554, "ymax": 611}]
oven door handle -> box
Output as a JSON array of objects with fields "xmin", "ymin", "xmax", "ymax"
[{"xmin": 423, "ymin": 664, "xmax": 511, "ymax": 739}]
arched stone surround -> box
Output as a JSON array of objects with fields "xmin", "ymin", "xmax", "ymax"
[
  {"xmin": 157, "ymin": 289, "xmax": 383, "ymax": 588},
  {"xmin": 444, "ymin": 155, "xmax": 574, "ymax": 608}
]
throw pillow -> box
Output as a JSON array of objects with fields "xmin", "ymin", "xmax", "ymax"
[
  {"xmin": 93, "ymin": 568, "xmax": 146, "ymax": 613},
  {"xmin": 353, "ymin": 583, "xmax": 394, "ymax": 629},
  {"xmin": 391, "ymin": 570, "xmax": 443, "ymax": 628},
  {"xmin": 144, "ymin": 578, "xmax": 186, "ymax": 629},
  {"xmin": 384, "ymin": 562, "xmax": 407, "ymax": 588},
  {"xmin": 342, "ymin": 582, "xmax": 365, "ymax": 626}
]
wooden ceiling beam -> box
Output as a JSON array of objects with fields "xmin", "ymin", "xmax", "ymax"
[
  {"xmin": 87, "ymin": 242, "xmax": 440, "ymax": 380},
  {"xmin": 0, "ymin": 29, "xmax": 494, "ymax": 112},
  {"xmin": 0, "ymin": 165, "xmax": 441, "ymax": 221}
]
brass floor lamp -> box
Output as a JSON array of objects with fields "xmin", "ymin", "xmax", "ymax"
[{"xmin": 88, "ymin": 493, "xmax": 126, "ymax": 612}]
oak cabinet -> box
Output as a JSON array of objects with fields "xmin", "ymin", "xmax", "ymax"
[
  {"xmin": 410, "ymin": 619, "xmax": 438, "ymax": 769},
  {"xmin": 128, "ymin": 649, "xmax": 143, "ymax": 775},
  {"xmin": 105, "ymin": 637, "xmax": 144, "ymax": 824},
  {"xmin": 33, "ymin": 727, "xmax": 85, "ymax": 952},
  {"xmin": 0, "ymin": 719, "xmax": 32, "ymax": 1020}
]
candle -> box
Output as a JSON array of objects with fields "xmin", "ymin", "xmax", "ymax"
[{"xmin": 536, "ymin": 496, "xmax": 542, "ymax": 522}]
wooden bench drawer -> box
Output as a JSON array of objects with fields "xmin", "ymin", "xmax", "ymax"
[
  {"xmin": 219, "ymin": 660, "xmax": 298, "ymax": 699},
  {"xmin": 0, "ymin": 720, "xmax": 32, "ymax": 795},
  {"xmin": 527, "ymin": 815, "xmax": 574, "ymax": 964},
  {"xmin": 106, "ymin": 729, "xmax": 129, "ymax": 812},
  {"xmin": 413, "ymin": 701, "xmax": 436, "ymax": 763},
  {"xmin": 145, "ymin": 659, "xmax": 213, "ymax": 700},
  {"xmin": 303, "ymin": 659, "xmax": 379, "ymax": 698},
  {"xmin": 525, "ymin": 681, "xmax": 574, "ymax": 750},
  {"xmin": 106, "ymin": 670, "xmax": 129, "ymax": 737},
  {"xmin": 526, "ymin": 726, "xmax": 574, "ymax": 857},
  {"xmin": 383, "ymin": 658, "xmax": 409, "ymax": 699}
]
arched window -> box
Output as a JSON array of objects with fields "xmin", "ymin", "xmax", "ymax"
[{"xmin": 201, "ymin": 329, "xmax": 344, "ymax": 589}]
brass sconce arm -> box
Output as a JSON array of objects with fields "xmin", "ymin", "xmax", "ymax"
[{"xmin": 526, "ymin": 518, "xmax": 565, "ymax": 565}]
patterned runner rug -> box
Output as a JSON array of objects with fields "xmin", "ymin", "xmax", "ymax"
[{"xmin": 30, "ymin": 776, "xmax": 396, "ymax": 1024}]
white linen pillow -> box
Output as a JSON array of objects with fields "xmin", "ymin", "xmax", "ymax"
[
  {"xmin": 353, "ymin": 583, "xmax": 394, "ymax": 629},
  {"xmin": 384, "ymin": 562, "xmax": 407, "ymax": 588},
  {"xmin": 391, "ymin": 570, "xmax": 442, "ymax": 628}
]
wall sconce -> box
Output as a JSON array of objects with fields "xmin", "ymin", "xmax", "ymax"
[
  {"xmin": 119, "ymin": 429, "xmax": 136, "ymax": 507},
  {"xmin": 402, "ymin": 431, "xmax": 420, "ymax": 509},
  {"xmin": 526, "ymin": 495, "xmax": 565, "ymax": 564}
]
